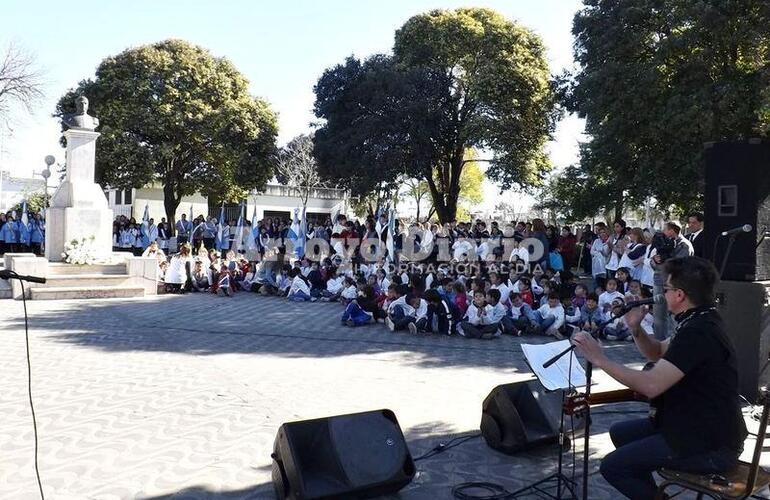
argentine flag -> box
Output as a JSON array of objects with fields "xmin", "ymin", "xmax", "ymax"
[
  {"xmin": 215, "ymin": 203, "xmax": 226, "ymax": 250},
  {"xmin": 19, "ymin": 201, "xmax": 30, "ymax": 246},
  {"xmin": 245, "ymin": 203, "xmax": 258, "ymax": 251},
  {"xmin": 287, "ymin": 208, "xmax": 306, "ymax": 260},
  {"xmin": 386, "ymin": 208, "xmax": 396, "ymax": 263},
  {"xmin": 140, "ymin": 204, "xmax": 150, "ymax": 247},
  {"xmin": 234, "ymin": 202, "xmax": 245, "ymax": 253}
]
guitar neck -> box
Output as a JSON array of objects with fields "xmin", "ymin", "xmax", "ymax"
[{"xmin": 588, "ymin": 388, "xmax": 644, "ymax": 406}]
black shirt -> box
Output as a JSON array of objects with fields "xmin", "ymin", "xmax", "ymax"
[{"xmin": 653, "ymin": 306, "xmax": 747, "ymax": 456}]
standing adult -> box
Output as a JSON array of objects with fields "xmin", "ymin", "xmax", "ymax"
[
  {"xmin": 557, "ymin": 226, "xmax": 577, "ymax": 271},
  {"xmin": 579, "ymin": 224, "xmax": 595, "ymax": 276},
  {"xmin": 158, "ymin": 218, "xmax": 171, "ymax": 252},
  {"xmin": 686, "ymin": 212, "xmax": 705, "ymax": 258},
  {"xmin": 202, "ymin": 217, "xmax": 217, "ymax": 250},
  {"xmin": 606, "ymin": 219, "xmax": 629, "ymax": 279},
  {"xmin": 530, "ymin": 218, "xmax": 550, "ymax": 272},
  {"xmin": 176, "ymin": 213, "xmax": 192, "ymax": 249},
  {"xmin": 650, "ymin": 222, "xmax": 694, "ymax": 340},
  {"xmin": 590, "ymin": 224, "xmax": 611, "ymax": 290},
  {"xmin": 618, "ymin": 227, "xmax": 648, "ymax": 280}
]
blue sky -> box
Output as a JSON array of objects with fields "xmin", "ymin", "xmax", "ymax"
[{"xmin": 1, "ymin": 0, "xmax": 585, "ymax": 210}]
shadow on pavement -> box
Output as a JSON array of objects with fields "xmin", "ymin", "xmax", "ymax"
[
  {"xmin": 7, "ymin": 294, "xmax": 630, "ymax": 371},
  {"xmin": 137, "ymin": 416, "xmax": 641, "ymax": 500}
]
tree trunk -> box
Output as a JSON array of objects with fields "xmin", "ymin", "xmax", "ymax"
[
  {"xmin": 612, "ymin": 194, "xmax": 624, "ymax": 223},
  {"xmin": 163, "ymin": 182, "xmax": 181, "ymax": 235}
]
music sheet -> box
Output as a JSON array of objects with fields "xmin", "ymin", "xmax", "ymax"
[{"xmin": 521, "ymin": 340, "xmax": 587, "ymax": 391}]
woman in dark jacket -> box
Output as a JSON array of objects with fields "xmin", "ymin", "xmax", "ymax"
[{"xmin": 531, "ymin": 218, "xmax": 550, "ymax": 271}]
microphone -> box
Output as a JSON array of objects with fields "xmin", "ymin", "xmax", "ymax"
[
  {"xmin": 616, "ymin": 294, "xmax": 665, "ymax": 314},
  {"xmin": 721, "ymin": 224, "xmax": 752, "ymax": 236},
  {"xmin": 0, "ymin": 270, "xmax": 47, "ymax": 284}
]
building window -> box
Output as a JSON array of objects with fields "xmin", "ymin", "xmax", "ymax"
[
  {"xmin": 124, "ymin": 189, "xmax": 132, "ymax": 205},
  {"xmin": 114, "ymin": 190, "xmax": 122, "ymax": 205}
]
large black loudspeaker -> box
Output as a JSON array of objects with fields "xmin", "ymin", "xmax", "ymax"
[
  {"xmin": 715, "ymin": 281, "xmax": 770, "ymax": 402},
  {"xmin": 480, "ymin": 381, "xmax": 586, "ymax": 455},
  {"xmin": 271, "ymin": 409, "xmax": 415, "ymax": 499},
  {"xmin": 704, "ymin": 141, "xmax": 770, "ymax": 281}
]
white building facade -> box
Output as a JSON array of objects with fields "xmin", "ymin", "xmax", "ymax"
[
  {"xmin": 0, "ymin": 171, "xmax": 46, "ymax": 211},
  {"xmin": 106, "ymin": 183, "xmax": 349, "ymax": 224}
]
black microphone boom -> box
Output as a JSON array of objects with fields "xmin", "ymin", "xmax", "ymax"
[
  {"xmin": 619, "ymin": 294, "xmax": 665, "ymax": 314},
  {"xmin": 0, "ymin": 270, "xmax": 47, "ymax": 284},
  {"xmin": 721, "ymin": 224, "xmax": 752, "ymax": 236}
]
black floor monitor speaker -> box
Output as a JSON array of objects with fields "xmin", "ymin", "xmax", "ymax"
[
  {"xmin": 480, "ymin": 381, "xmax": 586, "ymax": 455},
  {"xmin": 271, "ymin": 409, "xmax": 415, "ymax": 500},
  {"xmin": 704, "ymin": 141, "xmax": 770, "ymax": 281}
]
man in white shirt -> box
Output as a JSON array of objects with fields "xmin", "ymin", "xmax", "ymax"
[{"xmin": 686, "ymin": 212, "xmax": 704, "ymax": 258}]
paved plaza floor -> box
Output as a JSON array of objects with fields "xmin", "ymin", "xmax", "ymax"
[{"xmin": 0, "ymin": 294, "xmax": 741, "ymax": 499}]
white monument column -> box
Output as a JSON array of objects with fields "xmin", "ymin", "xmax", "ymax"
[{"xmin": 45, "ymin": 97, "xmax": 113, "ymax": 262}]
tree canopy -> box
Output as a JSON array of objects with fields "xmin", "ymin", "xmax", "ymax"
[
  {"xmin": 313, "ymin": 8, "xmax": 556, "ymax": 223},
  {"xmin": 559, "ymin": 0, "xmax": 770, "ymax": 219},
  {"xmin": 55, "ymin": 39, "xmax": 278, "ymax": 228}
]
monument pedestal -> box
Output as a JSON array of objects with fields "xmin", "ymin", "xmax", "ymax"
[{"xmin": 45, "ymin": 128, "xmax": 113, "ymax": 262}]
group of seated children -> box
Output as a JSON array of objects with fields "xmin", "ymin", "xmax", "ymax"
[{"xmin": 190, "ymin": 250, "xmax": 655, "ymax": 341}]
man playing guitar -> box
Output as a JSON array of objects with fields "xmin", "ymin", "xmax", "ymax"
[{"xmin": 572, "ymin": 256, "xmax": 747, "ymax": 499}]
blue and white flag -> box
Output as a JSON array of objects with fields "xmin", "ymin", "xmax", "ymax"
[
  {"xmin": 386, "ymin": 208, "xmax": 395, "ymax": 263},
  {"xmin": 215, "ymin": 203, "xmax": 226, "ymax": 250},
  {"xmin": 234, "ymin": 202, "xmax": 245, "ymax": 253},
  {"xmin": 286, "ymin": 207, "xmax": 306, "ymax": 260},
  {"xmin": 245, "ymin": 203, "xmax": 258, "ymax": 251},
  {"xmin": 19, "ymin": 201, "xmax": 30, "ymax": 246},
  {"xmin": 140, "ymin": 204, "xmax": 150, "ymax": 247}
]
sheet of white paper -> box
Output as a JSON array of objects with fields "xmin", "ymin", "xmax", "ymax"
[{"xmin": 521, "ymin": 340, "xmax": 587, "ymax": 391}]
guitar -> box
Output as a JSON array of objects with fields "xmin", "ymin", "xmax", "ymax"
[{"xmin": 563, "ymin": 388, "xmax": 648, "ymax": 417}]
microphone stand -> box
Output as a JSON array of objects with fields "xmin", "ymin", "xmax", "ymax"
[
  {"xmin": 541, "ymin": 313, "xmax": 621, "ymax": 500},
  {"xmin": 719, "ymin": 232, "xmax": 739, "ymax": 279}
]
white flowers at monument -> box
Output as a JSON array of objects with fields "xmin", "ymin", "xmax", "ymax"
[{"xmin": 62, "ymin": 236, "xmax": 105, "ymax": 265}]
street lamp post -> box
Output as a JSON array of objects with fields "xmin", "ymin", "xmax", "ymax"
[{"xmin": 42, "ymin": 155, "xmax": 53, "ymax": 208}]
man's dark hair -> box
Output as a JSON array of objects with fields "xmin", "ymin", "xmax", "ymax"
[
  {"xmin": 688, "ymin": 212, "xmax": 704, "ymax": 223},
  {"xmin": 663, "ymin": 256, "xmax": 719, "ymax": 306},
  {"xmin": 665, "ymin": 221, "xmax": 682, "ymax": 234},
  {"xmin": 397, "ymin": 284, "xmax": 411, "ymax": 297}
]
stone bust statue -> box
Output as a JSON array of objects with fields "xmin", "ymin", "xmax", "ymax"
[{"xmin": 63, "ymin": 95, "xmax": 99, "ymax": 131}]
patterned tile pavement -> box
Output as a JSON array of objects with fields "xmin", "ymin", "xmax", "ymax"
[{"xmin": 0, "ymin": 294, "xmax": 753, "ymax": 499}]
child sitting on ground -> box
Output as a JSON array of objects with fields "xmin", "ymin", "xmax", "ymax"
[
  {"xmin": 598, "ymin": 278, "xmax": 624, "ymax": 314},
  {"xmin": 213, "ymin": 264, "xmax": 232, "ymax": 297},
  {"xmin": 406, "ymin": 293, "xmax": 430, "ymax": 334},
  {"xmin": 341, "ymin": 285, "xmax": 376, "ymax": 327},
  {"xmin": 508, "ymin": 292, "xmax": 535, "ymax": 336},
  {"xmin": 580, "ymin": 293, "xmax": 606, "ymax": 335},
  {"xmin": 288, "ymin": 268, "xmax": 314, "ymax": 301},
  {"xmin": 385, "ymin": 285, "xmax": 416, "ymax": 332},
  {"xmin": 529, "ymin": 292, "xmax": 566, "ymax": 338}
]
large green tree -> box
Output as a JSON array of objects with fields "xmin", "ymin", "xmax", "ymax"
[
  {"xmin": 314, "ymin": 8, "xmax": 557, "ymax": 223},
  {"xmin": 55, "ymin": 39, "xmax": 278, "ymax": 229},
  {"xmin": 563, "ymin": 0, "xmax": 770, "ymax": 218}
]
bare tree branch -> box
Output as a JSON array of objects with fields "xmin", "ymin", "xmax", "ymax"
[
  {"xmin": 274, "ymin": 134, "xmax": 323, "ymax": 210},
  {"xmin": 0, "ymin": 41, "xmax": 45, "ymax": 124}
]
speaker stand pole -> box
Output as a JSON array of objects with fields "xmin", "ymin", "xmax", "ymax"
[
  {"xmin": 509, "ymin": 390, "xmax": 579, "ymax": 499},
  {"xmin": 510, "ymin": 386, "xmax": 579, "ymax": 499}
]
